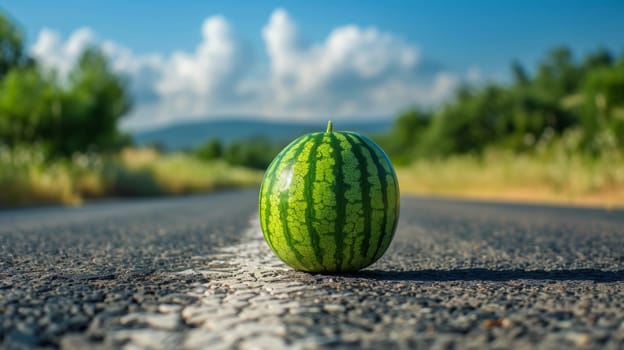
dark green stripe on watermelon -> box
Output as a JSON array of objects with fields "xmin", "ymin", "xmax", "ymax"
[
  {"xmin": 333, "ymin": 133, "xmax": 363, "ymax": 270},
  {"xmin": 303, "ymin": 136, "xmax": 326, "ymax": 270},
  {"xmin": 261, "ymin": 135, "xmax": 311, "ymax": 270},
  {"xmin": 348, "ymin": 132, "xmax": 389, "ymax": 262},
  {"xmin": 353, "ymin": 133, "xmax": 399, "ymax": 261},
  {"xmin": 342, "ymin": 133, "xmax": 375, "ymax": 265},
  {"xmin": 259, "ymin": 139, "xmax": 290, "ymax": 253},
  {"xmin": 328, "ymin": 132, "xmax": 347, "ymax": 271},
  {"xmin": 259, "ymin": 134, "xmax": 310, "ymax": 254}
]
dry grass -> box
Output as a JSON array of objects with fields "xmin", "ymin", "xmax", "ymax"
[
  {"xmin": 117, "ymin": 148, "xmax": 262, "ymax": 195},
  {"xmin": 397, "ymin": 150, "xmax": 624, "ymax": 209},
  {"xmin": 0, "ymin": 148, "xmax": 81, "ymax": 207},
  {"xmin": 3, "ymin": 143, "xmax": 622, "ymax": 209},
  {"xmin": 0, "ymin": 147, "xmax": 263, "ymax": 207}
]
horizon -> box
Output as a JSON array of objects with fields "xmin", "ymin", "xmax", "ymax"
[
  {"xmin": 134, "ymin": 114, "xmax": 395, "ymax": 133},
  {"xmin": 2, "ymin": 1, "xmax": 624, "ymax": 131}
]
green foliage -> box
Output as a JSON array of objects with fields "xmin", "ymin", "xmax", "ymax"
[
  {"xmin": 196, "ymin": 138, "xmax": 223, "ymax": 161},
  {"xmin": 376, "ymin": 108, "xmax": 431, "ymax": 164},
  {"xmin": 581, "ymin": 59, "xmax": 624, "ymax": 135},
  {"xmin": 0, "ymin": 12, "xmax": 30, "ymax": 78},
  {"xmin": 47, "ymin": 48, "xmax": 132, "ymax": 156},
  {"xmin": 0, "ymin": 11, "xmax": 132, "ymax": 158},
  {"xmin": 0, "ymin": 66, "xmax": 59, "ymax": 148},
  {"xmin": 223, "ymin": 137, "xmax": 283, "ymax": 169},
  {"xmin": 382, "ymin": 46, "xmax": 624, "ymax": 161},
  {"xmin": 534, "ymin": 46, "xmax": 581, "ymax": 99}
]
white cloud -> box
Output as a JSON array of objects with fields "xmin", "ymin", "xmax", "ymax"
[
  {"xmin": 260, "ymin": 9, "xmax": 436, "ymax": 118},
  {"xmin": 31, "ymin": 27, "xmax": 97, "ymax": 78},
  {"xmin": 157, "ymin": 16, "xmax": 245, "ymax": 97},
  {"xmin": 29, "ymin": 9, "xmax": 458, "ymax": 130},
  {"xmin": 132, "ymin": 16, "xmax": 251, "ymax": 126},
  {"xmin": 100, "ymin": 40, "xmax": 164, "ymax": 104},
  {"xmin": 466, "ymin": 65, "xmax": 481, "ymax": 83}
]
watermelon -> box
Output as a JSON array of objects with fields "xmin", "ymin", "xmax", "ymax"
[{"xmin": 258, "ymin": 121, "xmax": 399, "ymax": 273}]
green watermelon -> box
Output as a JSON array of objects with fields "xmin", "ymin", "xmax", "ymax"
[{"xmin": 258, "ymin": 121, "xmax": 400, "ymax": 273}]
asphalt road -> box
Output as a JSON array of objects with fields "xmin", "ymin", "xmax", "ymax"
[{"xmin": 1, "ymin": 189, "xmax": 623, "ymax": 349}]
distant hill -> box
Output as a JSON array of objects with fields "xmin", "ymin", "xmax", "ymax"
[{"xmin": 133, "ymin": 118, "xmax": 393, "ymax": 150}]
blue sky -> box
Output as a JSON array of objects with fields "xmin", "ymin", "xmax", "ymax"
[{"xmin": 2, "ymin": 1, "xmax": 623, "ymax": 129}]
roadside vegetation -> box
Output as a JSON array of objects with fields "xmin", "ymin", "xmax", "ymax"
[
  {"xmin": 397, "ymin": 145, "xmax": 624, "ymax": 208},
  {"xmin": 381, "ymin": 46, "xmax": 624, "ymax": 207},
  {"xmin": 1, "ymin": 9, "xmax": 622, "ymax": 207},
  {"xmin": 0, "ymin": 146, "xmax": 261, "ymax": 207}
]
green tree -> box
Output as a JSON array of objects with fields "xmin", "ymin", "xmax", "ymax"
[
  {"xmin": 0, "ymin": 11, "xmax": 132, "ymax": 157},
  {"xmin": 0, "ymin": 66, "xmax": 60, "ymax": 148},
  {"xmin": 511, "ymin": 60, "xmax": 529, "ymax": 86},
  {"xmin": 379, "ymin": 108, "xmax": 430, "ymax": 163},
  {"xmin": 196, "ymin": 138, "xmax": 223, "ymax": 161},
  {"xmin": 382, "ymin": 46, "xmax": 621, "ymax": 161},
  {"xmin": 224, "ymin": 137, "xmax": 282, "ymax": 169},
  {"xmin": 42, "ymin": 48, "xmax": 133, "ymax": 156},
  {"xmin": 534, "ymin": 47, "xmax": 581, "ymax": 100},
  {"xmin": 0, "ymin": 12, "xmax": 30, "ymax": 78},
  {"xmin": 581, "ymin": 59, "xmax": 624, "ymax": 150},
  {"xmin": 581, "ymin": 48, "xmax": 613, "ymax": 72}
]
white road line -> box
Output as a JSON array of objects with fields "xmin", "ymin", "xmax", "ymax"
[
  {"xmin": 112, "ymin": 215, "xmax": 323, "ymax": 350},
  {"xmin": 181, "ymin": 215, "xmax": 320, "ymax": 349}
]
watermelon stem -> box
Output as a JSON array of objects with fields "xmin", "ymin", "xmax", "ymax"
[{"xmin": 326, "ymin": 120, "xmax": 333, "ymax": 133}]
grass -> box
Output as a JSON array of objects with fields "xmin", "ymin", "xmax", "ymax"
[
  {"xmin": 0, "ymin": 147, "xmax": 263, "ymax": 207},
  {"xmin": 0, "ymin": 147, "xmax": 81, "ymax": 206},
  {"xmin": 113, "ymin": 148, "xmax": 261, "ymax": 195},
  {"xmin": 397, "ymin": 150, "xmax": 624, "ymax": 209},
  {"xmin": 2, "ymin": 138, "xmax": 622, "ymax": 209}
]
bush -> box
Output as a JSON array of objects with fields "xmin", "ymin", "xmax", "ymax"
[
  {"xmin": 196, "ymin": 138, "xmax": 223, "ymax": 161},
  {"xmin": 224, "ymin": 137, "xmax": 283, "ymax": 169}
]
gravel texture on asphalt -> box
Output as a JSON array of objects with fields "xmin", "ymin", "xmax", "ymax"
[{"xmin": 0, "ymin": 188, "xmax": 623, "ymax": 349}]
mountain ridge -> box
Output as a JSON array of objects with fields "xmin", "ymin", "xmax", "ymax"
[{"xmin": 133, "ymin": 118, "xmax": 393, "ymax": 150}]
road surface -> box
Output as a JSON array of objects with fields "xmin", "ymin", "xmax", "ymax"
[{"xmin": 1, "ymin": 189, "xmax": 623, "ymax": 349}]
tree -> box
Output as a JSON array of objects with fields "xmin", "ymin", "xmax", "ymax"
[
  {"xmin": 379, "ymin": 108, "xmax": 431, "ymax": 163},
  {"xmin": 0, "ymin": 66, "xmax": 61, "ymax": 148},
  {"xmin": 196, "ymin": 138, "xmax": 223, "ymax": 160},
  {"xmin": 535, "ymin": 46, "xmax": 581, "ymax": 99},
  {"xmin": 582, "ymin": 48, "xmax": 613, "ymax": 71},
  {"xmin": 0, "ymin": 11, "xmax": 132, "ymax": 157},
  {"xmin": 581, "ymin": 60, "xmax": 624, "ymax": 150},
  {"xmin": 511, "ymin": 60, "xmax": 529, "ymax": 86},
  {"xmin": 42, "ymin": 48, "xmax": 133, "ymax": 156},
  {"xmin": 0, "ymin": 12, "xmax": 30, "ymax": 78},
  {"xmin": 224, "ymin": 137, "xmax": 282, "ymax": 169}
]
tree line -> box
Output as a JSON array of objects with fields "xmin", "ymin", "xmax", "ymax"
[{"xmin": 380, "ymin": 47, "xmax": 624, "ymax": 164}]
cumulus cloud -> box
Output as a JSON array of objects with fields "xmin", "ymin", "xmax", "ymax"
[
  {"xmin": 100, "ymin": 40, "xmax": 164, "ymax": 104},
  {"xmin": 261, "ymin": 9, "xmax": 427, "ymax": 117},
  {"xmin": 30, "ymin": 9, "xmax": 458, "ymax": 129},
  {"xmin": 31, "ymin": 27, "xmax": 97, "ymax": 77},
  {"xmin": 134, "ymin": 16, "xmax": 251, "ymax": 125},
  {"xmin": 157, "ymin": 16, "xmax": 246, "ymax": 98}
]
